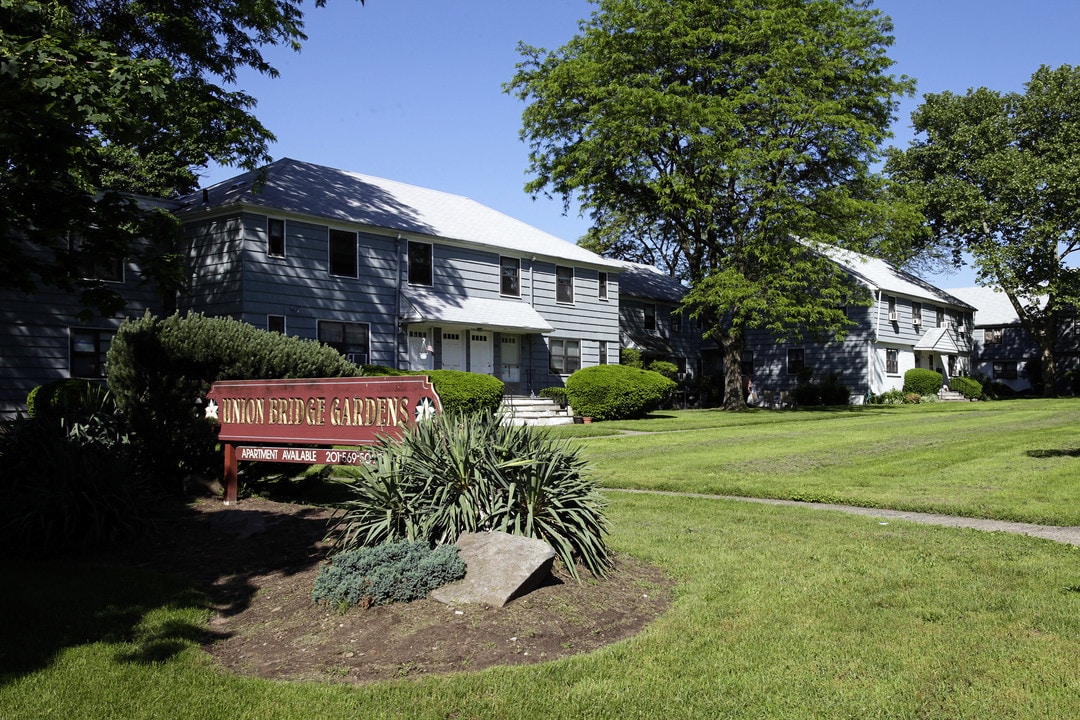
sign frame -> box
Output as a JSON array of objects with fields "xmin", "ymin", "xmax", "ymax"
[{"xmin": 205, "ymin": 376, "xmax": 441, "ymax": 503}]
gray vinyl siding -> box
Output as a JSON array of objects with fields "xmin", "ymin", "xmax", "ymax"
[
  {"xmin": 0, "ymin": 258, "xmax": 162, "ymax": 417},
  {"xmin": 528, "ymin": 261, "xmax": 620, "ymax": 388},
  {"xmin": 182, "ymin": 213, "xmax": 245, "ymax": 319}
]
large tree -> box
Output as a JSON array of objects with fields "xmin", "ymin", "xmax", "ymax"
[
  {"xmin": 507, "ymin": 0, "xmax": 912, "ymax": 409},
  {"xmin": 1, "ymin": 0, "xmax": 360, "ymax": 316},
  {"xmin": 886, "ymin": 65, "xmax": 1080, "ymax": 396}
]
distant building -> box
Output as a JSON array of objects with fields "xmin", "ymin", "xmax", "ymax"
[
  {"xmin": 743, "ymin": 245, "xmax": 975, "ymax": 404},
  {"xmin": 945, "ymin": 286, "xmax": 1079, "ymax": 394}
]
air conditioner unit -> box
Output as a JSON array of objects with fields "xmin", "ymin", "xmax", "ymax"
[
  {"xmin": 345, "ymin": 352, "xmax": 368, "ymax": 365},
  {"xmin": 888, "ymin": 312, "xmax": 898, "ymax": 321},
  {"xmin": 957, "ymin": 326, "xmax": 966, "ymax": 335},
  {"xmin": 912, "ymin": 317, "xmax": 921, "ymax": 326}
]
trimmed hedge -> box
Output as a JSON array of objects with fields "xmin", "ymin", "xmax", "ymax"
[
  {"xmin": 107, "ymin": 311, "xmax": 363, "ymax": 483},
  {"xmin": 361, "ymin": 366, "xmax": 504, "ymax": 416},
  {"xmin": 950, "ymin": 375, "xmax": 983, "ymax": 400},
  {"xmin": 565, "ymin": 364, "xmax": 676, "ymax": 421},
  {"xmin": 903, "ymin": 368, "xmax": 943, "ymax": 396}
]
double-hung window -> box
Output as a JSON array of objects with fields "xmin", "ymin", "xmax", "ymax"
[
  {"xmin": 408, "ymin": 241, "xmax": 433, "ymax": 286},
  {"xmin": 71, "ymin": 235, "xmax": 123, "ymax": 282},
  {"xmin": 556, "ymin": 266, "xmax": 574, "ymax": 303},
  {"xmin": 886, "ymin": 348, "xmax": 899, "ymax": 374},
  {"xmin": 598, "ymin": 271, "xmax": 608, "ymax": 300},
  {"xmin": 644, "ymin": 303, "xmax": 657, "ymax": 331},
  {"xmin": 787, "ymin": 349, "xmax": 804, "ymax": 375},
  {"xmin": 267, "ymin": 218, "xmax": 285, "ymax": 257},
  {"xmin": 501, "ymin": 256, "xmax": 520, "ymax": 296},
  {"xmin": 329, "ymin": 229, "xmax": 357, "ymax": 277},
  {"xmin": 318, "ymin": 320, "xmax": 370, "ymax": 365},
  {"xmin": 70, "ymin": 328, "xmax": 113, "ymax": 378},
  {"xmin": 549, "ymin": 338, "xmax": 580, "ymax": 374}
]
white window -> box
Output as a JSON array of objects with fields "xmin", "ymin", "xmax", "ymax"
[
  {"xmin": 70, "ymin": 328, "xmax": 113, "ymax": 378},
  {"xmin": 329, "ymin": 229, "xmax": 357, "ymax": 277},
  {"xmin": 549, "ymin": 338, "xmax": 580, "ymax": 374},
  {"xmin": 556, "ymin": 266, "xmax": 574, "ymax": 303},
  {"xmin": 267, "ymin": 218, "xmax": 285, "ymax": 257},
  {"xmin": 318, "ymin": 320, "xmax": 370, "ymax": 365},
  {"xmin": 501, "ymin": 257, "xmax": 520, "ymax": 296},
  {"xmin": 408, "ymin": 241, "xmax": 433, "ymax": 286}
]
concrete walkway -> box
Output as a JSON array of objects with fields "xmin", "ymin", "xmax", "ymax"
[{"xmin": 608, "ymin": 488, "xmax": 1080, "ymax": 548}]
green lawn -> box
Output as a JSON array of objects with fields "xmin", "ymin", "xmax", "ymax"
[
  {"xmin": 2, "ymin": 399, "xmax": 1079, "ymax": 719},
  {"xmin": 574, "ymin": 398, "xmax": 1080, "ymax": 526}
]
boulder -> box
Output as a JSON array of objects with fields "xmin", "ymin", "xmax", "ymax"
[{"xmin": 430, "ymin": 531, "xmax": 556, "ymax": 607}]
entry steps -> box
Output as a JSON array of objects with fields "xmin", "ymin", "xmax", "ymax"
[{"xmin": 499, "ymin": 395, "xmax": 575, "ymax": 426}]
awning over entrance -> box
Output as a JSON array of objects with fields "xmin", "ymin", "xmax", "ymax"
[
  {"xmin": 401, "ymin": 289, "xmax": 554, "ymax": 334},
  {"xmin": 623, "ymin": 332, "xmax": 674, "ymax": 356},
  {"xmin": 913, "ymin": 327, "xmax": 960, "ymax": 354}
]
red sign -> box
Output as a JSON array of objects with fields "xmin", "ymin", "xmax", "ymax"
[
  {"xmin": 205, "ymin": 377, "xmax": 441, "ymax": 504},
  {"xmin": 205, "ymin": 376, "xmax": 441, "ymax": 445}
]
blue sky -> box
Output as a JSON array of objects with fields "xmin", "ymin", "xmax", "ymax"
[{"xmin": 202, "ymin": 0, "xmax": 1080, "ymax": 288}]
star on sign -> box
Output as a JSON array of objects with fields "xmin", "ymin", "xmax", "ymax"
[{"xmin": 204, "ymin": 399, "xmax": 219, "ymax": 420}]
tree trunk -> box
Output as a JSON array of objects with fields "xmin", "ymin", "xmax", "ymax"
[
  {"xmin": 719, "ymin": 326, "xmax": 747, "ymax": 411},
  {"xmin": 1039, "ymin": 340, "xmax": 1058, "ymax": 397}
]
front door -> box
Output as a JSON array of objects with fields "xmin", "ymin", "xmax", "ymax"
[
  {"xmin": 469, "ymin": 331, "xmax": 493, "ymax": 374},
  {"xmin": 441, "ymin": 331, "xmax": 465, "ymax": 371}
]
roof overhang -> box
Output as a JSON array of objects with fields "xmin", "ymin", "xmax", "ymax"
[
  {"xmin": 913, "ymin": 327, "xmax": 960, "ymax": 354},
  {"xmin": 401, "ymin": 290, "xmax": 554, "ymax": 334},
  {"xmin": 623, "ymin": 332, "xmax": 674, "ymax": 355}
]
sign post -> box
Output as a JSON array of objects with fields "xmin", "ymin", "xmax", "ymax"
[{"xmin": 205, "ymin": 376, "xmax": 441, "ymax": 504}]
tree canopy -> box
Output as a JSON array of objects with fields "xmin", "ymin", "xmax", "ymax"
[
  {"xmin": 506, "ymin": 0, "xmax": 912, "ymax": 408},
  {"xmin": 886, "ymin": 64, "xmax": 1080, "ymax": 395},
  {"xmin": 1, "ymin": 0, "xmax": 360, "ymax": 316}
]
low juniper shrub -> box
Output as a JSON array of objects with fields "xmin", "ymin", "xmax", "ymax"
[{"xmin": 312, "ymin": 541, "xmax": 466, "ymax": 608}]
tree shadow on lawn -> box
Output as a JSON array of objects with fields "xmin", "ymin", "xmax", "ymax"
[{"xmin": 0, "ymin": 493, "xmax": 334, "ymax": 681}]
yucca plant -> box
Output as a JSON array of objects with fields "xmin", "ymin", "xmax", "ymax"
[{"xmin": 327, "ymin": 411, "xmax": 611, "ymax": 579}]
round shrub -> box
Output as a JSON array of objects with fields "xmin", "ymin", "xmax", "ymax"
[
  {"xmin": 422, "ymin": 370, "xmax": 503, "ymax": 416},
  {"xmin": 950, "ymin": 375, "xmax": 982, "ymax": 400},
  {"xmin": 565, "ymin": 364, "xmax": 676, "ymax": 421},
  {"xmin": 26, "ymin": 378, "xmax": 108, "ymax": 421},
  {"xmin": 903, "ymin": 368, "xmax": 943, "ymax": 396},
  {"xmin": 646, "ymin": 360, "xmax": 679, "ymax": 381}
]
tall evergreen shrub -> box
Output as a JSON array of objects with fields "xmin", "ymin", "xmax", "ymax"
[{"xmin": 107, "ymin": 311, "xmax": 361, "ymax": 485}]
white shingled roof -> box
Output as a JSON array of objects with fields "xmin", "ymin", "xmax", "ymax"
[
  {"xmin": 944, "ymin": 286, "xmax": 1033, "ymax": 326},
  {"xmin": 181, "ymin": 158, "xmax": 619, "ymax": 269},
  {"xmin": 810, "ymin": 243, "xmax": 974, "ymax": 309}
]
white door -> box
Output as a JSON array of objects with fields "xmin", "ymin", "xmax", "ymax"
[
  {"xmin": 500, "ymin": 335, "xmax": 521, "ymax": 382},
  {"xmin": 470, "ymin": 332, "xmax": 493, "ymax": 374},
  {"xmin": 441, "ymin": 331, "xmax": 465, "ymax": 371},
  {"xmin": 408, "ymin": 329, "xmax": 434, "ymax": 371}
]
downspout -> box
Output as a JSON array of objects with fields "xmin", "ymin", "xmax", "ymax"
[{"xmin": 394, "ymin": 234, "xmax": 403, "ymax": 370}]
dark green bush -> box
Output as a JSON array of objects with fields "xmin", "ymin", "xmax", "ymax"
[
  {"xmin": 26, "ymin": 378, "xmax": 107, "ymax": 421},
  {"xmin": 619, "ymin": 347, "xmax": 643, "ymax": 368},
  {"xmin": 792, "ymin": 382, "xmax": 821, "ymax": 406},
  {"xmin": 646, "ymin": 360, "xmax": 679, "ymax": 381},
  {"xmin": 539, "ymin": 386, "xmax": 568, "ymax": 406},
  {"xmin": 107, "ymin": 311, "xmax": 362, "ymax": 486},
  {"xmin": 565, "ymin": 365, "xmax": 675, "ymax": 421},
  {"xmin": 0, "ymin": 387, "xmax": 152, "ymax": 557},
  {"xmin": 950, "ymin": 376, "xmax": 982, "ymax": 400},
  {"xmin": 313, "ymin": 540, "xmax": 465, "ymax": 608},
  {"xmin": 328, "ymin": 411, "xmax": 611, "ymax": 579},
  {"xmin": 419, "ymin": 370, "xmax": 503, "ymax": 416},
  {"xmin": 904, "ymin": 368, "xmax": 943, "ymax": 396}
]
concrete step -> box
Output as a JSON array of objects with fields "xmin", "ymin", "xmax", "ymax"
[
  {"xmin": 500, "ymin": 395, "xmax": 576, "ymax": 426},
  {"xmin": 938, "ymin": 390, "xmax": 970, "ymax": 402}
]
